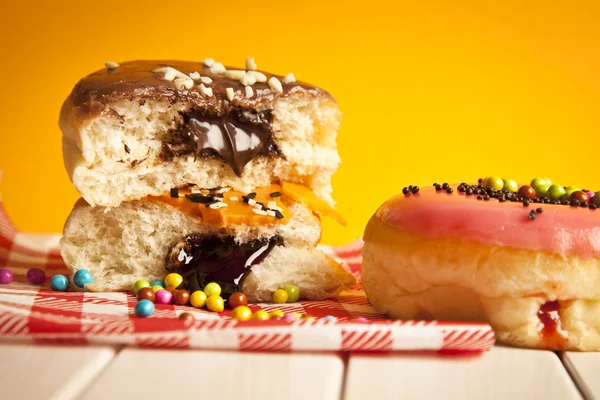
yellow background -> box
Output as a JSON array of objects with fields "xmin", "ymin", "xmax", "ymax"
[{"xmin": 0, "ymin": 1, "xmax": 599, "ymax": 245}]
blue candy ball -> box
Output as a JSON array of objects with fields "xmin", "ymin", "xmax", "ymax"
[
  {"xmin": 50, "ymin": 275, "xmax": 69, "ymax": 292},
  {"xmin": 151, "ymin": 281, "xmax": 164, "ymax": 288},
  {"xmin": 323, "ymin": 315, "xmax": 337, "ymax": 322},
  {"xmin": 135, "ymin": 299, "xmax": 155, "ymax": 317},
  {"xmin": 73, "ymin": 269, "xmax": 93, "ymax": 288}
]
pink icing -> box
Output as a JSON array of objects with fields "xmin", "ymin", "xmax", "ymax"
[{"xmin": 378, "ymin": 186, "xmax": 600, "ymax": 258}]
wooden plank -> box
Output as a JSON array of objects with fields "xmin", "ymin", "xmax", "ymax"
[
  {"xmin": 345, "ymin": 346, "xmax": 581, "ymax": 400},
  {"xmin": 0, "ymin": 343, "xmax": 116, "ymax": 400},
  {"xmin": 81, "ymin": 349, "xmax": 344, "ymax": 399},
  {"xmin": 562, "ymin": 352, "xmax": 600, "ymax": 400}
]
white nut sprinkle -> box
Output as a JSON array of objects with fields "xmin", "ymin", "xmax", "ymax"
[
  {"xmin": 174, "ymin": 77, "xmax": 194, "ymax": 90},
  {"xmin": 283, "ymin": 73, "xmax": 296, "ymax": 84},
  {"xmin": 245, "ymin": 86, "xmax": 254, "ymax": 98},
  {"xmin": 266, "ymin": 210, "xmax": 276, "ymax": 217},
  {"xmin": 209, "ymin": 202, "xmax": 228, "ymax": 209},
  {"xmin": 189, "ymin": 71, "xmax": 201, "ymax": 80},
  {"xmin": 210, "ymin": 62, "xmax": 226, "ymax": 74},
  {"xmin": 200, "ymin": 76, "xmax": 213, "ymax": 84},
  {"xmin": 247, "ymin": 199, "xmax": 257, "ymax": 206},
  {"xmin": 203, "ymin": 58, "xmax": 215, "ymax": 67},
  {"xmin": 252, "ymin": 208, "xmax": 268, "ymax": 216},
  {"xmin": 229, "ymin": 196, "xmax": 239, "ymax": 202},
  {"xmin": 226, "ymin": 87, "xmax": 234, "ymax": 101},
  {"xmin": 105, "ymin": 61, "xmax": 119, "ymax": 70},
  {"xmin": 253, "ymin": 202, "xmax": 264, "ymax": 209},
  {"xmin": 199, "ymin": 84, "xmax": 213, "ymax": 97},
  {"xmin": 153, "ymin": 67, "xmax": 186, "ymax": 81},
  {"xmin": 217, "ymin": 187, "xmax": 231, "ymax": 193},
  {"xmin": 240, "ymin": 71, "xmax": 257, "ymax": 86},
  {"xmin": 246, "ymin": 56, "xmax": 257, "ymax": 71},
  {"xmin": 268, "ymin": 76, "xmax": 283, "ymax": 93},
  {"xmin": 225, "ymin": 70, "xmax": 246, "ymax": 80},
  {"xmin": 268, "ymin": 201, "xmax": 277, "ymax": 209},
  {"xmin": 249, "ymin": 71, "xmax": 267, "ymax": 82}
]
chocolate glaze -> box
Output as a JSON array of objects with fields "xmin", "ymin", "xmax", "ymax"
[
  {"xmin": 161, "ymin": 108, "xmax": 281, "ymax": 176},
  {"xmin": 166, "ymin": 234, "xmax": 283, "ymax": 298}
]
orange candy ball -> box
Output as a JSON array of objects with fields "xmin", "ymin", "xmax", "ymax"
[
  {"xmin": 175, "ymin": 289, "xmax": 190, "ymax": 306},
  {"xmin": 228, "ymin": 292, "xmax": 248, "ymax": 309},
  {"xmin": 137, "ymin": 287, "xmax": 155, "ymax": 302}
]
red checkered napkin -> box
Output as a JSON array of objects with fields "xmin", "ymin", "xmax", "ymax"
[{"xmin": 0, "ymin": 198, "xmax": 495, "ymax": 352}]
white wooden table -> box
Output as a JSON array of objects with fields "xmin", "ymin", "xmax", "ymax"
[{"xmin": 0, "ymin": 343, "xmax": 596, "ymax": 400}]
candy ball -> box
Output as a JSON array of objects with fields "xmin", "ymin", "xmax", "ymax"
[
  {"xmin": 228, "ymin": 292, "xmax": 248, "ymax": 309},
  {"xmin": 282, "ymin": 313, "xmax": 297, "ymax": 322},
  {"xmin": 135, "ymin": 299, "xmax": 154, "ymax": 317},
  {"xmin": 535, "ymin": 184, "xmax": 550, "ymax": 198},
  {"xmin": 595, "ymin": 192, "xmax": 600, "ymax": 206},
  {"xmin": 132, "ymin": 279, "xmax": 150, "ymax": 295},
  {"xmin": 252, "ymin": 310, "xmax": 270, "ymax": 321},
  {"xmin": 517, "ymin": 185, "xmax": 536, "ymax": 200},
  {"xmin": 484, "ymin": 176, "xmax": 504, "ymax": 190},
  {"xmin": 26, "ymin": 268, "xmax": 46, "ymax": 284},
  {"xmin": 204, "ymin": 282, "xmax": 221, "ymax": 297},
  {"xmin": 292, "ymin": 312, "xmax": 303, "ymax": 319},
  {"xmin": 503, "ymin": 179, "xmax": 518, "ymax": 193},
  {"xmin": 151, "ymin": 285, "xmax": 163, "ymax": 293},
  {"xmin": 164, "ymin": 273, "xmax": 183, "ymax": 289},
  {"xmin": 283, "ymin": 285, "xmax": 300, "ymax": 303},
  {"xmin": 323, "ymin": 315, "xmax": 337, "ymax": 322},
  {"xmin": 179, "ymin": 312, "xmax": 195, "ymax": 321},
  {"xmin": 190, "ymin": 290, "xmax": 207, "ymax": 308},
  {"xmin": 302, "ymin": 314, "xmax": 315, "ymax": 320},
  {"xmin": 174, "ymin": 289, "xmax": 190, "ymax": 306},
  {"xmin": 272, "ymin": 289, "xmax": 288, "ymax": 304},
  {"xmin": 354, "ymin": 317, "xmax": 369, "ymax": 322},
  {"xmin": 155, "ymin": 289, "xmax": 173, "ymax": 305},
  {"xmin": 563, "ymin": 186, "xmax": 581, "ymax": 201},
  {"xmin": 151, "ymin": 281, "xmax": 164, "ymax": 288},
  {"xmin": 270, "ymin": 310, "xmax": 285, "ymax": 318},
  {"xmin": 231, "ymin": 306, "xmax": 253, "ymax": 321},
  {"xmin": 73, "ymin": 269, "xmax": 93, "ymax": 288},
  {"xmin": 0, "ymin": 268, "xmax": 14, "ymax": 284},
  {"xmin": 571, "ymin": 191, "xmax": 589, "ymax": 204},
  {"xmin": 531, "ymin": 177, "xmax": 552, "ymax": 189},
  {"xmin": 166, "ymin": 287, "xmax": 177, "ymax": 295},
  {"xmin": 547, "ymin": 184, "xmax": 566, "ymax": 200},
  {"xmin": 137, "ymin": 287, "xmax": 155, "ymax": 302},
  {"xmin": 206, "ymin": 294, "xmax": 225, "ymax": 312},
  {"xmin": 50, "ymin": 275, "xmax": 69, "ymax": 291}
]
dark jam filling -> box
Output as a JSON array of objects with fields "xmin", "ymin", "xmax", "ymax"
[
  {"xmin": 160, "ymin": 108, "xmax": 281, "ymax": 176},
  {"xmin": 165, "ymin": 234, "xmax": 283, "ymax": 298},
  {"xmin": 537, "ymin": 300, "xmax": 567, "ymax": 349}
]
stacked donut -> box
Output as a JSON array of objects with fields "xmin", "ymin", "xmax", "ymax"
[
  {"xmin": 59, "ymin": 58, "xmax": 354, "ymax": 301},
  {"xmin": 362, "ymin": 177, "xmax": 600, "ymax": 351}
]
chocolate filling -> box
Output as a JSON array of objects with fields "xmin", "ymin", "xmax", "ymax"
[
  {"xmin": 160, "ymin": 108, "xmax": 281, "ymax": 176},
  {"xmin": 165, "ymin": 234, "xmax": 283, "ymax": 298}
]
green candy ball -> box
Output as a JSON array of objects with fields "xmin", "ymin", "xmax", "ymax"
[
  {"xmin": 133, "ymin": 279, "xmax": 150, "ymax": 295},
  {"xmin": 485, "ymin": 176, "xmax": 504, "ymax": 190},
  {"xmin": 530, "ymin": 177, "xmax": 552, "ymax": 189},
  {"xmin": 503, "ymin": 179, "xmax": 518, "ymax": 193},
  {"xmin": 594, "ymin": 191, "xmax": 600, "ymax": 206},
  {"xmin": 283, "ymin": 285, "xmax": 300, "ymax": 303},
  {"xmin": 535, "ymin": 184, "xmax": 550, "ymax": 198},
  {"xmin": 547, "ymin": 184, "xmax": 566, "ymax": 200}
]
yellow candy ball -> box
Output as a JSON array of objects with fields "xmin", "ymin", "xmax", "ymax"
[
  {"xmin": 204, "ymin": 282, "xmax": 222, "ymax": 297},
  {"xmin": 151, "ymin": 285, "xmax": 163, "ymax": 293},
  {"xmin": 164, "ymin": 273, "xmax": 183, "ymax": 289},
  {"xmin": 302, "ymin": 315, "xmax": 315, "ymax": 320},
  {"xmin": 206, "ymin": 294, "xmax": 225, "ymax": 312},
  {"xmin": 270, "ymin": 310, "xmax": 285, "ymax": 318},
  {"xmin": 190, "ymin": 290, "xmax": 207, "ymax": 308},
  {"xmin": 252, "ymin": 310, "xmax": 270, "ymax": 321},
  {"xmin": 231, "ymin": 306, "xmax": 253, "ymax": 321},
  {"xmin": 292, "ymin": 312, "xmax": 303, "ymax": 319},
  {"xmin": 272, "ymin": 289, "xmax": 288, "ymax": 304}
]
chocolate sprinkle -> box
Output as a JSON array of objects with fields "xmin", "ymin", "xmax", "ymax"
[
  {"xmin": 536, "ymin": 207, "xmax": 543, "ymax": 213},
  {"xmin": 269, "ymin": 191, "xmax": 281, "ymax": 197},
  {"xmin": 528, "ymin": 211, "xmax": 536, "ymax": 220},
  {"xmin": 124, "ymin": 144, "xmax": 130, "ymax": 154},
  {"xmin": 411, "ymin": 186, "xmax": 420, "ymax": 194},
  {"xmin": 446, "ymin": 188, "xmax": 453, "ymax": 194},
  {"xmin": 402, "ymin": 187, "xmax": 410, "ymax": 195},
  {"xmin": 274, "ymin": 210, "xmax": 284, "ymax": 219},
  {"xmin": 186, "ymin": 193, "xmax": 214, "ymax": 203},
  {"xmin": 170, "ymin": 188, "xmax": 179, "ymax": 198}
]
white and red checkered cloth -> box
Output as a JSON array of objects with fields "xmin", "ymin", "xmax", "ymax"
[{"xmin": 0, "ymin": 198, "xmax": 495, "ymax": 352}]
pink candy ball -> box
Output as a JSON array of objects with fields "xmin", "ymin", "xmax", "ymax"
[
  {"xmin": 154, "ymin": 289, "xmax": 173, "ymax": 305},
  {"xmin": 354, "ymin": 317, "xmax": 369, "ymax": 322},
  {"xmin": 0, "ymin": 268, "xmax": 13, "ymax": 284},
  {"xmin": 27, "ymin": 268, "xmax": 46, "ymax": 284},
  {"xmin": 282, "ymin": 314, "xmax": 297, "ymax": 322}
]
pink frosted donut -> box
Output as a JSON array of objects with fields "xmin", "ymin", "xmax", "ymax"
[{"xmin": 362, "ymin": 185, "xmax": 600, "ymax": 351}]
